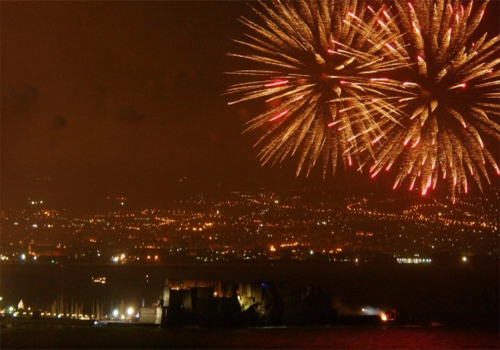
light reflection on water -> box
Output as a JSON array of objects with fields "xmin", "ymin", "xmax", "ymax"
[{"xmin": 1, "ymin": 322, "xmax": 499, "ymax": 349}]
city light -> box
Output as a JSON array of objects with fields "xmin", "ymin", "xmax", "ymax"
[
  {"xmin": 0, "ymin": 188, "xmax": 497, "ymax": 266},
  {"xmin": 126, "ymin": 307, "xmax": 134, "ymax": 316}
]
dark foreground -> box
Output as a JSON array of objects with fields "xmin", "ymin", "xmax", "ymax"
[{"xmin": 1, "ymin": 321, "xmax": 499, "ymax": 349}]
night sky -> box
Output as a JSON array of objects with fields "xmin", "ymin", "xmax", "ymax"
[{"xmin": 2, "ymin": 1, "xmax": 499, "ymax": 211}]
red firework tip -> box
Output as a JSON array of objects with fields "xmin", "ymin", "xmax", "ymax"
[
  {"xmin": 408, "ymin": 2, "xmax": 414, "ymax": 12},
  {"xmin": 348, "ymin": 157, "xmax": 352, "ymax": 166},
  {"xmin": 371, "ymin": 168, "xmax": 381, "ymax": 178},
  {"xmin": 410, "ymin": 181, "xmax": 415, "ymax": 190},
  {"xmin": 270, "ymin": 110, "xmax": 288, "ymax": 121}
]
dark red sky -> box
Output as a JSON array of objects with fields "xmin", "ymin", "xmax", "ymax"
[
  {"xmin": 2, "ymin": 1, "xmax": 499, "ymax": 210},
  {"xmin": 0, "ymin": 1, "xmax": 326, "ymax": 210}
]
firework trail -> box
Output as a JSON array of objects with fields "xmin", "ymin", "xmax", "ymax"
[
  {"xmin": 226, "ymin": 0, "xmax": 409, "ymax": 178},
  {"xmin": 369, "ymin": 0, "xmax": 500, "ymax": 199}
]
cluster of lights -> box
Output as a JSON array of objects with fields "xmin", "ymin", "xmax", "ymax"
[
  {"xmin": 280, "ymin": 242, "xmax": 300, "ymax": 248},
  {"xmin": 49, "ymin": 313, "xmax": 91, "ymax": 319},
  {"xmin": 348, "ymin": 197, "xmax": 496, "ymax": 235},
  {"xmin": 111, "ymin": 307, "xmax": 136, "ymax": 320},
  {"xmin": 111, "ymin": 254, "xmax": 126, "ymax": 262},
  {"xmin": 112, "ymin": 253, "xmax": 160, "ymax": 262},
  {"xmin": 18, "ymin": 254, "xmax": 37, "ymax": 261},
  {"xmin": 397, "ymin": 258, "xmax": 432, "ymax": 264},
  {"xmin": 1, "ymin": 298, "xmax": 136, "ymax": 322},
  {"xmin": 92, "ymin": 277, "xmax": 107, "ymax": 284}
]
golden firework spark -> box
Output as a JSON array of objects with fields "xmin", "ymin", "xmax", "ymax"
[
  {"xmin": 226, "ymin": 0, "xmax": 409, "ymax": 178},
  {"xmin": 370, "ymin": 0, "xmax": 500, "ymax": 200}
]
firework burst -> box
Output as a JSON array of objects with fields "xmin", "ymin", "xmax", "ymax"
[
  {"xmin": 226, "ymin": 0, "xmax": 409, "ymax": 178},
  {"xmin": 369, "ymin": 0, "xmax": 500, "ymax": 199}
]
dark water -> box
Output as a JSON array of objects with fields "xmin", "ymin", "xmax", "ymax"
[
  {"xmin": 1, "ymin": 323, "xmax": 499, "ymax": 349},
  {"xmin": 1, "ymin": 261, "xmax": 498, "ymax": 327}
]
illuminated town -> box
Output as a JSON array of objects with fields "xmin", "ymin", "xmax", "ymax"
[{"xmin": 1, "ymin": 188, "xmax": 498, "ymax": 266}]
